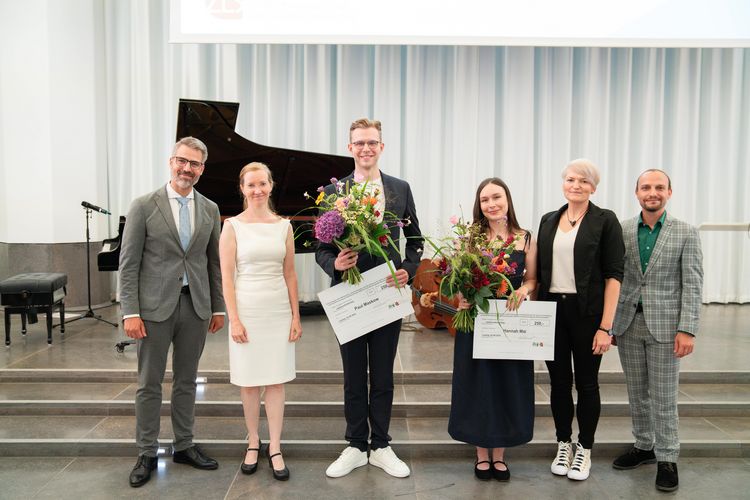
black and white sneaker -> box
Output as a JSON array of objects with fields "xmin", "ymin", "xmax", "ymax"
[
  {"xmin": 550, "ymin": 441, "xmax": 573, "ymax": 476},
  {"xmin": 567, "ymin": 444, "xmax": 591, "ymax": 481}
]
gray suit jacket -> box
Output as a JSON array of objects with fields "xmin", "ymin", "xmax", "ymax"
[
  {"xmin": 612, "ymin": 213, "xmax": 703, "ymax": 342},
  {"xmin": 119, "ymin": 186, "xmax": 225, "ymax": 322}
]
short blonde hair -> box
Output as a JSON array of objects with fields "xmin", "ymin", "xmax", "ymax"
[
  {"xmin": 562, "ymin": 158, "xmax": 600, "ymax": 187},
  {"xmin": 239, "ymin": 162, "xmax": 275, "ymax": 211},
  {"xmin": 349, "ymin": 118, "xmax": 382, "ymax": 142}
]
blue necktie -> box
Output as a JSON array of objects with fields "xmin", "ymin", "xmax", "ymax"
[{"xmin": 177, "ymin": 197, "xmax": 191, "ymax": 285}]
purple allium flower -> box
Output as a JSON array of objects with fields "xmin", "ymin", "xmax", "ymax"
[
  {"xmin": 314, "ymin": 210, "xmax": 345, "ymax": 243},
  {"xmin": 317, "ymin": 185, "xmax": 325, "ymax": 192}
]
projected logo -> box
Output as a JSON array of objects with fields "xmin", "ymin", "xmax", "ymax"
[{"xmin": 206, "ymin": 0, "xmax": 243, "ymax": 20}]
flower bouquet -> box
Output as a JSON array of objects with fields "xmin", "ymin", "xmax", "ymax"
[
  {"xmin": 305, "ymin": 177, "xmax": 409, "ymax": 285},
  {"xmin": 427, "ymin": 216, "xmax": 520, "ymax": 332}
]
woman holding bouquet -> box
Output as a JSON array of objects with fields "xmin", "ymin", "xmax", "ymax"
[
  {"xmin": 536, "ymin": 159, "xmax": 624, "ymax": 481},
  {"xmin": 219, "ymin": 162, "xmax": 302, "ymax": 481},
  {"xmin": 449, "ymin": 177, "xmax": 538, "ymax": 482}
]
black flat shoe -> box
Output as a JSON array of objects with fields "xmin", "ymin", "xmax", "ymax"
[
  {"xmin": 129, "ymin": 455, "xmax": 158, "ymax": 488},
  {"xmin": 492, "ymin": 460, "xmax": 510, "ymax": 482},
  {"xmin": 173, "ymin": 445, "xmax": 219, "ymax": 470},
  {"xmin": 474, "ymin": 460, "xmax": 492, "ymax": 481},
  {"xmin": 267, "ymin": 450, "xmax": 290, "ymax": 481},
  {"xmin": 241, "ymin": 439, "xmax": 262, "ymax": 475}
]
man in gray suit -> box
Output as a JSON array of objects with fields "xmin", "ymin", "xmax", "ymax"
[
  {"xmin": 611, "ymin": 169, "xmax": 703, "ymax": 492},
  {"xmin": 120, "ymin": 137, "xmax": 225, "ymax": 487}
]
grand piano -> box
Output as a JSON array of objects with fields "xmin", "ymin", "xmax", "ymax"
[{"xmin": 98, "ymin": 98, "xmax": 355, "ymax": 270}]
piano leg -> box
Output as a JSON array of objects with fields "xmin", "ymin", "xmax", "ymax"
[
  {"xmin": 60, "ymin": 301, "xmax": 65, "ymax": 334},
  {"xmin": 21, "ymin": 311, "xmax": 27, "ymax": 334}
]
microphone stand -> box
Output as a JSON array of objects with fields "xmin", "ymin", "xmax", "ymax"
[{"xmin": 66, "ymin": 207, "xmax": 118, "ymax": 328}]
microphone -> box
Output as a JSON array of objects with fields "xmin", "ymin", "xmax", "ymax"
[{"xmin": 81, "ymin": 201, "xmax": 111, "ymax": 215}]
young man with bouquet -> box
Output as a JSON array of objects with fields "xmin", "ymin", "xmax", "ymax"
[{"xmin": 315, "ymin": 118, "xmax": 423, "ymax": 478}]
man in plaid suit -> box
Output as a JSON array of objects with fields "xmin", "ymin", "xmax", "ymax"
[{"xmin": 611, "ymin": 169, "xmax": 703, "ymax": 492}]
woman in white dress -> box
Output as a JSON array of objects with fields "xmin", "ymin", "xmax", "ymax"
[{"xmin": 219, "ymin": 162, "xmax": 302, "ymax": 481}]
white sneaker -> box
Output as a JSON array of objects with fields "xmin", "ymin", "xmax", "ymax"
[
  {"xmin": 567, "ymin": 444, "xmax": 592, "ymax": 481},
  {"xmin": 368, "ymin": 446, "xmax": 411, "ymax": 478},
  {"xmin": 550, "ymin": 441, "xmax": 573, "ymax": 476},
  {"xmin": 325, "ymin": 447, "xmax": 368, "ymax": 478}
]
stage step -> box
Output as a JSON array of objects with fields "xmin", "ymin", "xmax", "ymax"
[
  {"xmin": 2, "ymin": 369, "xmax": 748, "ymax": 458},
  {"xmin": 0, "ymin": 415, "xmax": 747, "ymax": 458},
  {"xmin": 2, "ymin": 368, "xmax": 750, "ymax": 384},
  {"xmin": 1, "ymin": 382, "xmax": 748, "ymax": 418}
]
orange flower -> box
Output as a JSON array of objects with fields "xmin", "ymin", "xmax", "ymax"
[
  {"xmin": 496, "ymin": 280, "xmax": 509, "ymax": 297},
  {"xmin": 491, "ymin": 255, "xmax": 508, "ymax": 272}
]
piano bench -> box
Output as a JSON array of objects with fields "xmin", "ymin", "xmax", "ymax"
[{"xmin": 0, "ymin": 272, "xmax": 67, "ymax": 346}]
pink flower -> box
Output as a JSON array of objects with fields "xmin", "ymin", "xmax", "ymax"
[
  {"xmin": 353, "ymin": 172, "xmax": 365, "ymax": 183},
  {"xmin": 449, "ymin": 215, "xmax": 459, "ymax": 225}
]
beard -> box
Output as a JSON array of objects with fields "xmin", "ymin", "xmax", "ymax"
[
  {"xmin": 642, "ymin": 202, "xmax": 663, "ymax": 212},
  {"xmin": 173, "ymin": 172, "xmax": 199, "ymax": 190}
]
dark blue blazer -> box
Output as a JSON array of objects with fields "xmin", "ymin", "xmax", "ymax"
[{"xmin": 315, "ymin": 171, "xmax": 423, "ymax": 286}]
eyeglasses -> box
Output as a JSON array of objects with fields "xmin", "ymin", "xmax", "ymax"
[
  {"xmin": 172, "ymin": 156, "xmax": 204, "ymax": 169},
  {"xmin": 351, "ymin": 140, "xmax": 381, "ymax": 150}
]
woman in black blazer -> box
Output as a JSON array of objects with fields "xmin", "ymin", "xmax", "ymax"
[{"xmin": 536, "ymin": 159, "xmax": 624, "ymax": 481}]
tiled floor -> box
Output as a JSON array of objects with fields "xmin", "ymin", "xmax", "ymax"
[{"xmin": 1, "ymin": 456, "xmax": 749, "ymax": 500}]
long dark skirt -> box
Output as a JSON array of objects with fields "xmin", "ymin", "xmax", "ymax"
[{"xmin": 448, "ymin": 329, "xmax": 535, "ymax": 448}]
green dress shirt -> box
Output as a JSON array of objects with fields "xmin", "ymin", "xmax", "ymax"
[{"xmin": 638, "ymin": 210, "xmax": 667, "ymax": 274}]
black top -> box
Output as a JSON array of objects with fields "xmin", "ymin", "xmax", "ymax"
[{"xmin": 536, "ymin": 202, "xmax": 625, "ymax": 317}]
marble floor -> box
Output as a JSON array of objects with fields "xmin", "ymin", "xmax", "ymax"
[{"xmin": 2, "ymin": 456, "xmax": 749, "ymax": 500}]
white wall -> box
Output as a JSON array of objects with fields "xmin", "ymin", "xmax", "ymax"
[{"xmin": 0, "ymin": 0, "xmax": 109, "ymax": 244}]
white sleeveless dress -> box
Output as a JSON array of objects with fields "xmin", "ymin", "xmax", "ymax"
[{"xmin": 227, "ymin": 217, "xmax": 295, "ymax": 387}]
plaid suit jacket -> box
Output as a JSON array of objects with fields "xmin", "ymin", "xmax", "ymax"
[{"xmin": 612, "ymin": 213, "xmax": 704, "ymax": 342}]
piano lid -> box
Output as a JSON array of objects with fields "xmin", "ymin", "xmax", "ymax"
[{"xmin": 176, "ymin": 99, "xmax": 354, "ymax": 217}]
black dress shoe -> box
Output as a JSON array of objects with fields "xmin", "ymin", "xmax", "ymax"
[
  {"xmin": 241, "ymin": 440, "xmax": 262, "ymax": 475},
  {"xmin": 474, "ymin": 460, "xmax": 492, "ymax": 481},
  {"xmin": 492, "ymin": 460, "xmax": 510, "ymax": 481},
  {"xmin": 267, "ymin": 450, "xmax": 290, "ymax": 481},
  {"xmin": 173, "ymin": 445, "xmax": 219, "ymax": 470},
  {"xmin": 129, "ymin": 455, "xmax": 158, "ymax": 488},
  {"xmin": 613, "ymin": 446, "xmax": 656, "ymax": 470},
  {"xmin": 656, "ymin": 461, "xmax": 679, "ymax": 492}
]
